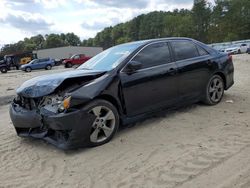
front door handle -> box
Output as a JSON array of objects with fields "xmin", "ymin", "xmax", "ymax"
[{"xmin": 207, "ymin": 60, "xmax": 213, "ymax": 66}]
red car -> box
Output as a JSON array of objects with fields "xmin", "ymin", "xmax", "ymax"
[{"xmin": 63, "ymin": 54, "xmax": 91, "ymax": 68}]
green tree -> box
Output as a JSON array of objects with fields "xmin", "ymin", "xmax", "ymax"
[
  {"xmin": 192, "ymin": 0, "xmax": 211, "ymax": 42},
  {"xmin": 64, "ymin": 33, "xmax": 81, "ymax": 46},
  {"xmin": 44, "ymin": 34, "xmax": 65, "ymax": 48}
]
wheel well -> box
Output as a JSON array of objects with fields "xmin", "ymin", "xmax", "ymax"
[
  {"xmin": 96, "ymin": 95, "xmax": 122, "ymax": 115},
  {"xmin": 214, "ymin": 72, "xmax": 226, "ymax": 89}
]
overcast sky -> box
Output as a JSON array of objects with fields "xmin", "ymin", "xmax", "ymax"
[{"xmin": 0, "ymin": 0, "xmax": 214, "ymax": 45}]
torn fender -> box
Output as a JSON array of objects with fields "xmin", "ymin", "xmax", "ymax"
[{"xmin": 70, "ymin": 73, "xmax": 115, "ymax": 102}]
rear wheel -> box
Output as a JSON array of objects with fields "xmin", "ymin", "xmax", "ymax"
[
  {"xmin": 203, "ymin": 75, "xmax": 224, "ymax": 105},
  {"xmin": 83, "ymin": 99, "xmax": 119, "ymax": 147},
  {"xmin": 25, "ymin": 67, "xmax": 32, "ymax": 72},
  {"xmin": 0, "ymin": 67, "xmax": 7, "ymax": 73},
  {"xmin": 45, "ymin": 65, "xmax": 52, "ymax": 70}
]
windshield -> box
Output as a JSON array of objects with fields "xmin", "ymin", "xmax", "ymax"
[
  {"xmin": 77, "ymin": 42, "xmax": 145, "ymax": 71},
  {"xmin": 70, "ymin": 54, "xmax": 78, "ymax": 59},
  {"xmin": 29, "ymin": 59, "xmax": 38, "ymax": 64}
]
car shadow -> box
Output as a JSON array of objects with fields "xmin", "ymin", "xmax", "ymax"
[
  {"xmin": 19, "ymin": 93, "xmax": 235, "ymax": 154},
  {"xmin": 67, "ymin": 103, "xmax": 203, "ymax": 155}
]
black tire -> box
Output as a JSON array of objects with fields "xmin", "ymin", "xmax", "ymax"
[
  {"xmin": 65, "ymin": 62, "xmax": 72, "ymax": 68},
  {"xmin": 25, "ymin": 67, "xmax": 32, "ymax": 72},
  {"xmin": 238, "ymin": 49, "xmax": 241, "ymax": 54},
  {"xmin": 45, "ymin": 65, "xmax": 52, "ymax": 70},
  {"xmin": 0, "ymin": 67, "xmax": 7, "ymax": 73},
  {"xmin": 83, "ymin": 99, "xmax": 119, "ymax": 147},
  {"xmin": 203, "ymin": 75, "xmax": 224, "ymax": 105}
]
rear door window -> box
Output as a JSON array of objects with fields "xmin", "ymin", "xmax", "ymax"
[
  {"xmin": 171, "ymin": 40, "xmax": 200, "ymax": 61},
  {"xmin": 197, "ymin": 45, "xmax": 209, "ymax": 56}
]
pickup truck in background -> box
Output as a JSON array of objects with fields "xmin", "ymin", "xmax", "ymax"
[{"xmin": 62, "ymin": 54, "xmax": 91, "ymax": 68}]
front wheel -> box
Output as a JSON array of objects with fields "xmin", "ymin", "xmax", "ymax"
[
  {"xmin": 65, "ymin": 62, "xmax": 72, "ymax": 68},
  {"xmin": 83, "ymin": 99, "xmax": 119, "ymax": 147},
  {"xmin": 0, "ymin": 67, "xmax": 7, "ymax": 73},
  {"xmin": 25, "ymin": 67, "xmax": 32, "ymax": 72},
  {"xmin": 203, "ymin": 75, "xmax": 224, "ymax": 105},
  {"xmin": 45, "ymin": 65, "xmax": 52, "ymax": 70}
]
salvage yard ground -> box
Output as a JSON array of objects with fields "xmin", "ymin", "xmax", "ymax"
[{"xmin": 0, "ymin": 54, "xmax": 250, "ymax": 188}]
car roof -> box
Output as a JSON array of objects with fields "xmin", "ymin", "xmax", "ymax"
[
  {"xmin": 124, "ymin": 37, "xmax": 194, "ymax": 46},
  {"xmin": 121, "ymin": 37, "xmax": 217, "ymax": 55},
  {"xmin": 114, "ymin": 37, "xmax": 196, "ymax": 50}
]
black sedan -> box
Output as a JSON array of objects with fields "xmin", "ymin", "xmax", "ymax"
[{"xmin": 9, "ymin": 38, "xmax": 234, "ymax": 149}]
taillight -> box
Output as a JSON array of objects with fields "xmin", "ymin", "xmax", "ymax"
[{"xmin": 228, "ymin": 54, "xmax": 233, "ymax": 61}]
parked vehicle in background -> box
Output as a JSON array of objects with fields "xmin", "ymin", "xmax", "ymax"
[
  {"xmin": 0, "ymin": 55, "xmax": 20, "ymax": 73},
  {"xmin": 238, "ymin": 43, "xmax": 249, "ymax": 53},
  {"xmin": 20, "ymin": 58, "xmax": 55, "ymax": 72},
  {"xmin": 0, "ymin": 60, "xmax": 9, "ymax": 73},
  {"xmin": 220, "ymin": 44, "xmax": 249, "ymax": 55},
  {"xmin": 7, "ymin": 52, "xmax": 37, "ymax": 65},
  {"xmin": 54, "ymin": 59, "xmax": 63, "ymax": 66},
  {"xmin": 10, "ymin": 37, "xmax": 234, "ymax": 149},
  {"xmin": 221, "ymin": 46, "xmax": 240, "ymax": 55},
  {"xmin": 20, "ymin": 57, "xmax": 32, "ymax": 65},
  {"xmin": 62, "ymin": 54, "xmax": 91, "ymax": 68},
  {"xmin": 247, "ymin": 47, "xmax": 250, "ymax": 54}
]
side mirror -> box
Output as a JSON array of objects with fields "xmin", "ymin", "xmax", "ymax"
[{"xmin": 126, "ymin": 61, "xmax": 142, "ymax": 73}]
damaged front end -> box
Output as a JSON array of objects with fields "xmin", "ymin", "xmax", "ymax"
[{"xmin": 9, "ymin": 70, "xmax": 107, "ymax": 149}]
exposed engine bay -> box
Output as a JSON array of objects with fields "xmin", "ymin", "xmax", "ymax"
[
  {"xmin": 14, "ymin": 83, "xmax": 80, "ymax": 114},
  {"xmin": 39, "ymin": 94, "xmax": 64, "ymax": 113}
]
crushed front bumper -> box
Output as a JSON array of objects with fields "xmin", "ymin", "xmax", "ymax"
[{"xmin": 9, "ymin": 103, "xmax": 96, "ymax": 150}]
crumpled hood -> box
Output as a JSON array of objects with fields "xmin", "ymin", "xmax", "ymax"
[{"xmin": 17, "ymin": 69, "xmax": 104, "ymax": 98}]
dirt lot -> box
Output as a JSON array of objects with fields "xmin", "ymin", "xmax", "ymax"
[{"xmin": 0, "ymin": 55, "xmax": 250, "ymax": 188}]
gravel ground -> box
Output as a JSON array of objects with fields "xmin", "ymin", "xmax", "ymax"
[{"xmin": 0, "ymin": 54, "xmax": 250, "ymax": 188}]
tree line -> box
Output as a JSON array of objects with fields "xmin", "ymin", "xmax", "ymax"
[
  {"xmin": 1, "ymin": 0, "xmax": 249, "ymax": 55},
  {"xmin": 0, "ymin": 33, "xmax": 81, "ymax": 55}
]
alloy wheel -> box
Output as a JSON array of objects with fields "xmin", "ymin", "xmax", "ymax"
[
  {"xmin": 208, "ymin": 77, "xmax": 224, "ymax": 103},
  {"xmin": 26, "ymin": 67, "xmax": 31, "ymax": 72},
  {"xmin": 47, "ymin": 65, "xmax": 52, "ymax": 70},
  {"xmin": 89, "ymin": 106, "xmax": 116, "ymax": 143}
]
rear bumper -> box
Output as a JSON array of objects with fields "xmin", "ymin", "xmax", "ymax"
[{"xmin": 9, "ymin": 103, "xmax": 95, "ymax": 150}]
